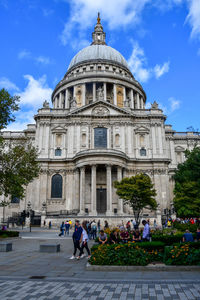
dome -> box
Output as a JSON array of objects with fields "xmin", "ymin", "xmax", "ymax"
[{"xmin": 68, "ymin": 44, "xmax": 130, "ymax": 70}]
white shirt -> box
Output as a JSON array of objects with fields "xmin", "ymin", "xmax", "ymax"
[{"xmin": 82, "ymin": 228, "xmax": 89, "ymax": 242}]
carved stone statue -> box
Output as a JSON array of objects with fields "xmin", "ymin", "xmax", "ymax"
[
  {"xmin": 97, "ymin": 86, "xmax": 104, "ymax": 101},
  {"xmin": 124, "ymin": 97, "xmax": 130, "ymax": 108},
  {"xmin": 151, "ymin": 101, "xmax": 158, "ymax": 109},
  {"xmin": 43, "ymin": 100, "xmax": 49, "ymax": 108},
  {"xmin": 70, "ymin": 97, "xmax": 77, "ymax": 108}
]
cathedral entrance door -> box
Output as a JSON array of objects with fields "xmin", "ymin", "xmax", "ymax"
[{"xmin": 96, "ymin": 188, "xmax": 107, "ymax": 214}]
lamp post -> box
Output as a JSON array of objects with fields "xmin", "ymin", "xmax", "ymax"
[{"xmin": 27, "ymin": 201, "xmax": 32, "ymax": 232}]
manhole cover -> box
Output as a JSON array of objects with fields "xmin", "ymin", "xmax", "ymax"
[{"xmin": 29, "ymin": 276, "xmax": 46, "ymax": 279}]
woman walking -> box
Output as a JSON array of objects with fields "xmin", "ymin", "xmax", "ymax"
[{"xmin": 77, "ymin": 221, "xmax": 91, "ymax": 259}]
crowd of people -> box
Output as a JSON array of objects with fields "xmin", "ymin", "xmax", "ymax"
[
  {"xmin": 163, "ymin": 217, "xmax": 200, "ymax": 228},
  {"xmin": 54, "ymin": 218, "xmax": 200, "ymax": 260},
  {"xmin": 69, "ymin": 219, "xmax": 151, "ymax": 260}
]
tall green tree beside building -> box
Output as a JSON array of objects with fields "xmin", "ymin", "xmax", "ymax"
[
  {"xmin": 114, "ymin": 174, "xmax": 157, "ymax": 225},
  {"xmin": 0, "ymin": 88, "xmax": 40, "ymax": 202},
  {"xmin": 173, "ymin": 147, "xmax": 200, "ymax": 217}
]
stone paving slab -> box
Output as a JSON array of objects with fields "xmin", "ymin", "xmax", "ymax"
[{"xmin": 0, "ymin": 279, "xmax": 200, "ymax": 300}]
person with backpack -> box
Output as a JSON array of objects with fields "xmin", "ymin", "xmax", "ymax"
[
  {"xmin": 91, "ymin": 220, "xmax": 97, "ymax": 240},
  {"xmin": 59, "ymin": 221, "xmax": 65, "ymax": 237},
  {"xmin": 65, "ymin": 220, "xmax": 70, "ymax": 235},
  {"xmin": 70, "ymin": 220, "xmax": 83, "ymax": 259}
]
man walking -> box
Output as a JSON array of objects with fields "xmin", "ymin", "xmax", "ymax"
[{"xmin": 70, "ymin": 220, "xmax": 83, "ymax": 259}]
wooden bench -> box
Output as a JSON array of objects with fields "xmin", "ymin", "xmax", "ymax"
[
  {"xmin": 0, "ymin": 242, "xmax": 12, "ymax": 252},
  {"xmin": 40, "ymin": 244, "xmax": 60, "ymax": 253}
]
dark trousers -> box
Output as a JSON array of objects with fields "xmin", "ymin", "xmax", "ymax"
[
  {"xmin": 92, "ymin": 229, "xmax": 97, "ymax": 239},
  {"xmin": 79, "ymin": 241, "xmax": 90, "ymax": 256},
  {"xmin": 73, "ymin": 240, "xmax": 81, "ymax": 256}
]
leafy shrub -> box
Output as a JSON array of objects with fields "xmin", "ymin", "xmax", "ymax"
[
  {"xmin": 173, "ymin": 241, "xmax": 200, "ymax": 249},
  {"xmin": 0, "ymin": 230, "xmax": 19, "ymax": 237},
  {"xmin": 89, "ymin": 242, "xmax": 165, "ymax": 266},
  {"xmin": 172, "ymin": 222, "xmax": 198, "ymax": 233},
  {"xmin": 164, "ymin": 243, "xmax": 200, "ymax": 265},
  {"xmin": 152, "ymin": 234, "xmax": 184, "ymax": 245},
  {"xmin": 90, "ymin": 243, "xmax": 149, "ymax": 266}
]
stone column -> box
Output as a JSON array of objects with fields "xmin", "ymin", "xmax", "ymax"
[
  {"xmin": 75, "ymin": 169, "xmax": 80, "ymax": 211},
  {"xmin": 130, "ymin": 90, "xmax": 134, "ymax": 109},
  {"xmin": 113, "ymin": 84, "xmax": 117, "ymax": 106},
  {"xmin": 104, "ymin": 82, "xmax": 107, "ymax": 101},
  {"xmin": 59, "ymin": 93, "xmax": 62, "ymax": 108},
  {"xmin": 79, "ymin": 166, "xmax": 85, "ymax": 215},
  {"xmin": 82, "ymin": 84, "xmax": 86, "ymax": 106},
  {"xmin": 90, "ymin": 165, "xmax": 97, "ymax": 216},
  {"xmin": 117, "ymin": 166, "xmax": 123, "ymax": 215},
  {"xmin": 55, "ymin": 96, "xmax": 58, "ymax": 108},
  {"xmin": 73, "ymin": 86, "xmax": 76, "ymax": 98},
  {"xmin": 93, "ymin": 82, "xmax": 96, "ymax": 102},
  {"xmin": 137, "ymin": 93, "xmax": 140, "ymax": 109},
  {"xmin": 106, "ymin": 165, "xmax": 113, "ymax": 215},
  {"xmin": 65, "ymin": 89, "xmax": 69, "ymax": 109}
]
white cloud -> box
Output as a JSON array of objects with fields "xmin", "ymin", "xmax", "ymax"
[
  {"xmin": 19, "ymin": 75, "xmax": 52, "ymax": 107},
  {"xmin": 5, "ymin": 110, "xmax": 35, "ymax": 131},
  {"xmin": 127, "ymin": 42, "xmax": 169, "ymax": 82},
  {"xmin": 154, "ymin": 61, "xmax": 170, "ymax": 78},
  {"xmin": 43, "ymin": 8, "xmax": 54, "ymax": 17},
  {"xmin": 4, "ymin": 75, "xmax": 53, "ymax": 131},
  {"xmin": 0, "ymin": 77, "xmax": 19, "ymax": 91},
  {"xmin": 186, "ymin": 0, "xmax": 200, "ymax": 40},
  {"xmin": 35, "ymin": 56, "xmax": 51, "ymax": 65},
  {"xmin": 18, "ymin": 50, "xmax": 52, "ymax": 65},
  {"xmin": 18, "ymin": 49, "xmax": 31, "ymax": 59},
  {"xmin": 168, "ymin": 97, "xmax": 181, "ymax": 112},
  {"xmin": 61, "ymin": 0, "xmax": 151, "ymax": 46}
]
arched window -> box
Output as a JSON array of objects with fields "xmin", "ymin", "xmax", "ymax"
[
  {"xmin": 94, "ymin": 127, "xmax": 107, "ymax": 148},
  {"xmin": 140, "ymin": 148, "xmax": 146, "ymax": 156},
  {"xmin": 51, "ymin": 174, "xmax": 62, "ymax": 198}
]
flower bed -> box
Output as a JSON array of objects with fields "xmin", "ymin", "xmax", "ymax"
[
  {"xmin": 89, "ymin": 242, "xmax": 165, "ymax": 266},
  {"xmin": 89, "ymin": 242, "xmax": 200, "ymax": 266},
  {"xmin": 164, "ymin": 244, "xmax": 200, "ymax": 265}
]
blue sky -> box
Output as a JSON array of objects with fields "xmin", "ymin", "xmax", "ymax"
[{"xmin": 0, "ymin": 0, "xmax": 200, "ymax": 131}]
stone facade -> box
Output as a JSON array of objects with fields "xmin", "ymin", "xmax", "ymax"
[{"xmin": 1, "ymin": 16, "xmax": 200, "ymax": 225}]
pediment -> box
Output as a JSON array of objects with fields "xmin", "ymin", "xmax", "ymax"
[
  {"xmin": 175, "ymin": 146, "xmax": 185, "ymax": 152},
  {"xmin": 69, "ymin": 100, "xmax": 131, "ymax": 117},
  {"xmin": 51, "ymin": 125, "xmax": 66, "ymax": 133},
  {"xmin": 134, "ymin": 126, "xmax": 150, "ymax": 134}
]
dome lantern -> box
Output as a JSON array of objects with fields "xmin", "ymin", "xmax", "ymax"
[{"xmin": 91, "ymin": 12, "xmax": 106, "ymax": 45}]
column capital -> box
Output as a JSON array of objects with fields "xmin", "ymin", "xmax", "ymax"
[
  {"xmin": 80, "ymin": 166, "xmax": 86, "ymax": 172},
  {"xmin": 105, "ymin": 164, "xmax": 112, "ymax": 169}
]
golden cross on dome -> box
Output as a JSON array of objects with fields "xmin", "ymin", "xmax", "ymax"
[{"xmin": 97, "ymin": 12, "xmax": 101, "ymax": 24}]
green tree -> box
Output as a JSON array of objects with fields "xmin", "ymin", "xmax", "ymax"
[
  {"xmin": 0, "ymin": 88, "xmax": 19, "ymax": 131},
  {"xmin": 114, "ymin": 174, "xmax": 157, "ymax": 225},
  {"xmin": 173, "ymin": 147, "xmax": 200, "ymax": 217},
  {"xmin": 0, "ymin": 89, "xmax": 40, "ymax": 205}
]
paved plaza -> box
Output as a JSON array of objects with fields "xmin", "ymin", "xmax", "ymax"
[{"xmin": 0, "ymin": 228, "xmax": 200, "ymax": 299}]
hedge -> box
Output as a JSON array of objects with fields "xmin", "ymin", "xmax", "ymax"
[{"xmin": 0, "ymin": 230, "xmax": 19, "ymax": 238}]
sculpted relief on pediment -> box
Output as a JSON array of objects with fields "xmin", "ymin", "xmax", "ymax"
[{"xmin": 92, "ymin": 105, "xmax": 110, "ymax": 116}]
